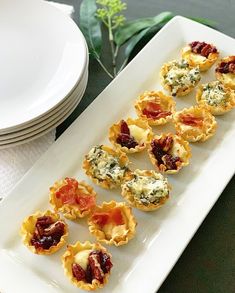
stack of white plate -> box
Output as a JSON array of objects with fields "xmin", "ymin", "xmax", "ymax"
[{"xmin": 0, "ymin": 0, "xmax": 88, "ymax": 149}]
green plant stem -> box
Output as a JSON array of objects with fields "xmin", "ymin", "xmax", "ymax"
[
  {"xmin": 94, "ymin": 51, "xmax": 114, "ymax": 78},
  {"xmin": 108, "ymin": 16, "xmax": 117, "ymax": 77},
  {"xmin": 117, "ymin": 57, "xmax": 128, "ymax": 74}
]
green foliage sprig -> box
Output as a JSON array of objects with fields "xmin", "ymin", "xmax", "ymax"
[{"xmin": 80, "ymin": 0, "xmax": 217, "ymax": 79}]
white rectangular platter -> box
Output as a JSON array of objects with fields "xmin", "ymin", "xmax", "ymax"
[{"xmin": 0, "ymin": 16, "xmax": 235, "ymax": 293}]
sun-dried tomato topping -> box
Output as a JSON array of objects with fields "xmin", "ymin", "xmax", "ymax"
[
  {"xmin": 190, "ymin": 41, "xmax": 217, "ymax": 58},
  {"xmin": 162, "ymin": 154, "xmax": 180, "ymax": 170},
  {"xmin": 72, "ymin": 250, "xmax": 112, "ymax": 284},
  {"xmin": 216, "ymin": 60, "xmax": 235, "ymax": 74},
  {"xmin": 76, "ymin": 194, "xmax": 95, "ymax": 211},
  {"xmin": 99, "ymin": 251, "xmax": 113, "ymax": 274},
  {"xmin": 142, "ymin": 101, "xmax": 171, "ymax": 119},
  {"xmin": 157, "ymin": 136, "xmax": 173, "ymax": 152},
  {"xmin": 88, "ymin": 252, "xmax": 104, "ymax": 282},
  {"xmin": 31, "ymin": 216, "xmax": 65, "ymax": 250},
  {"xmin": 179, "ymin": 114, "xmax": 203, "ymax": 127},
  {"xmin": 91, "ymin": 208, "xmax": 124, "ymax": 227},
  {"xmin": 120, "ymin": 120, "xmax": 130, "ymax": 135},
  {"xmin": 72, "ymin": 263, "xmax": 86, "ymax": 281},
  {"xmin": 116, "ymin": 120, "xmax": 138, "ymax": 149},
  {"xmin": 151, "ymin": 137, "xmax": 181, "ymax": 171}
]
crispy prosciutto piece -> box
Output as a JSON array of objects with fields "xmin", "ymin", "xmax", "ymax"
[
  {"xmin": 91, "ymin": 208, "xmax": 125, "ymax": 227},
  {"xmin": 55, "ymin": 177, "xmax": 78, "ymax": 203},
  {"xmin": 179, "ymin": 114, "xmax": 203, "ymax": 127},
  {"xmin": 55, "ymin": 178, "xmax": 95, "ymax": 210},
  {"xmin": 142, "ymin": 101, "xmax": 171, "ymax": 119}
]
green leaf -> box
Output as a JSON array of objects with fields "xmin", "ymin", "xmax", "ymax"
[
  {"xmin": 123, "ymin": 16, "xmax": 217, "ymax": 63},
  {"xmin": 187, "ymin": 17, "xmax": 217, "ymax": 28},
  {"xmin": 114, "ymin": 11, "xmax": 174, "ymax": 46},
  {"xmin": 79, "ymin": 0, "xmax": 102, "ymax": 58},
  {"xmin": 124, "ymin": 27, "xmax": 150, "ymax": 58}
]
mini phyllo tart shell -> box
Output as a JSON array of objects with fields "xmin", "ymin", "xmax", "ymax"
[
  {"xmin": 88, "ymin": 201, "xmax": 137, "ymax": 246},
  {"xmin": 109, "ymin": 118, "xmax": 153, "ymax": 153},
  {"xmin": 160, "ymin": 59, "xmax": 201, "ymax": 97},
  {"xmin": 20, "ymin": 210, "xmax": 68, "ymax": 255},
  {"xmin": 181, "ymin": 41, "xmax": 219, "ymax": 71},
  {"xmin": 215, "ymin": 56, "xmax": 235, "ymax": 89},
  {"xmin": 50, "ymin": 177, "xmax": 96, "ymax": 220},
  {"xmin": 196, "ymin": 81, "xmax": 235, "ymax": 115},
  {"xmin": 121, "ymin": 169, "xmax": 170, "ymax": 211},
  {"xmin": 148, "ymin": 133, "xmax": 191, "ymax": 174},
  {"xmin": 83, "ymin": 145, "xmax": 130, "ymax": 189},
  {"xmin": 174, "ymin": 106, "xmax": 217, "ymax": 142},
  {"xmin": 62, "ymin": 241, "xmax": 113, "ymax": 291},
  {"xmin": 134, "ymin": 91, "xmax": 175, "ymax": 125}
]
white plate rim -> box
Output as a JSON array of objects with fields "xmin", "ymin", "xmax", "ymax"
[
  {"xmin": 0, "ymin": 72, "xmax": 88, "ymax": 148},
  {"xmin": 0, "ymin": 68, "xmax": 88, "ymax": 141},
  {"xmin": 0, "ymin": 0, "xmax": 88, "ymax": 131}
]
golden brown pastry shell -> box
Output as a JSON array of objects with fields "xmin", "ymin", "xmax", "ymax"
[
  {"xmin": 109, "ymin": 117, "xmax": 153, "ymax": 153},
  {"xmin": 49, "ymin": 178, "xmax": 96, "ymax": 220},
  {"xmin": 181, "ymin": 45, "xmax": 219, "ymax": 71},
  {"xmin": 121, "ymin": 169, "xmax": 170, "ymax": 211},
  {"xmin": 88, "ymin": 200, "xmax": 137, "ymax": 246},
  {"xmin": 134, "ymin": 91, "xmax": 175, "ymax": 125},
  {"xmin": 160, "ymin": 61, "xmax": 200, "ymax": 97},
  {"xmin": 83, "ymin": 145, "xmax": 130, "ymax": 189},
  {"xmin": 147, "ymin": 133, "xmax": 191, "ymax": 174},
  {"xmin": 62, "ymin": 241, "xmax": 112, "ymax": 291},
  {"xmin": 196, "ymin": 82, "xmax": 235, "ymax": 115},
  {"xmin": 215, "ymin": 56, "xmax": 235, "ymax": 89},
  {"xmin": 20, "ymin": 210, "xmax": 68, "ymax": 255},
  {"xmin": 173, "ymin": 106, "xmax": 217, "ymax": 142}
]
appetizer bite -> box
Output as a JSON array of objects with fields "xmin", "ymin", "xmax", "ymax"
[
  {"xmin": 83, "ymin": 145, "xmax": 130, "ymax": 189},
  {"xmin": 62, "ymin": 241, "xmax": 113, "ymax": 291},
  {"xmin": 196, "ymin": 81, "xmax": 235, "ymax": 115},
  {"xmin": 88, "ymin": 201, "xmax": 136, "ymax": 246},
  {"xmin": 215, "ymin": 56, "xmax": 235, "ymax": 89},
  {"xmin": 50, "ymin": 177, "xmax": 96, "ymax": 220},
  {"xmin": 20, "ymin": 210, "xmax": 68, "ymax": 254},
  {"xmin": 121, "ymin": 169, "xmax": 170, "ymax": 211},
  {"xmin": 148, "ymin": 133, "xmax": 191, "ymax": 174},
  {"xmin": 160, "ymin": 59, "xmax": 201, "ymax": 97},
  {"xmin": 181, "ymin": 41, "xmax": 219, "ymax": 71},
  {"xmin": 109, "ymin": 118, "xmax": 153, "ymax": 153},
  {"xmin": 134, "ymin": 91, "xmax": 175, "ymax": 125},
  {"xmin": 174, "ymin": 106, "xmax": 217, "ymax": 142}
]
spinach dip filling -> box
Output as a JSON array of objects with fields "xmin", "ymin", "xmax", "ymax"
[
  {"xmin": 123, "ymin": 172, "xmax": 169, "ymax": 205},
  {"xmin": 164, "ymin": 60, "xmax": 200, "ymax": 95},
  {"xmin": 86, "ymin": 145, "xmax": 128, "ymax": 184},
  {"xmin": 201, "ymin": 81, "xmax": 227, "ymax": 106}
]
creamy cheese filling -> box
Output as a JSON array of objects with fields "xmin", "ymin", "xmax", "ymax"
[
  {"xmin": 223, "ymin": 72, "xmax": 235, "ymax": 84},
  {"xmin": 86, "ymin": 146, "xmax": 127, "ymax": 184},
  {"xmin": 124, "ymin": 172, "xmax": 169, "ymax": 205},
  {"xmin": 74, "ymin": 249, "xmax": 91, "ymax": 270},
  {"xmin": 202, "ymin": 81, "xmax": 227, "ymax": 106},
  {"xmin": 164, "ymin": 60, "xmax": 200, "ymax": 95},
  {"xmin": 128, "ymin": 124, "xmax": 149, "ymax": 144},
  {"xmin": 170, "ymin": 141, "xmax": 187, "ymax": 158},
  {"xmin": 190, "ymin": 53, "xmax": 207, "ymax": 63}
]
